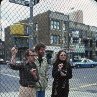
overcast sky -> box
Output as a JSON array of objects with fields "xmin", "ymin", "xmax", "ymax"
[
  {"xmin": 1, "ymin": 0, "xmax": 97, "ymax": 26},
  {"xmin": 1, "ymin": 0, "xmax": 97, "ymax": 40}
]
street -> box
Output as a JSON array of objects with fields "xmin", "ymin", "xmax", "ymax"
[{"xmin": 0, "ymin": 64, "xmax": 97, "ymax": 97}]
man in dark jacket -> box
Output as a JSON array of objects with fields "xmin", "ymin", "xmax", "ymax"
[{"xmin": 9, "ymin": 46, "xmax": 39, "ymax": 97}]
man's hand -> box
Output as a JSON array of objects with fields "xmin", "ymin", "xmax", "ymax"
[
  {"xmin": 11, "ymin": 46, "xmax": 18, "ymax": 56},
  {"xmin": 10, "ymin": 46, "xmax": 18, "ymax": 64},
  {"xmin": 30, "ymin": 68, "xmax": 38, "ymax": 79}
]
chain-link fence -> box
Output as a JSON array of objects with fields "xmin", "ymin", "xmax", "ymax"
[{"xmin": 1, "ymin": 0, "xmax": 97, "ymax": 97}]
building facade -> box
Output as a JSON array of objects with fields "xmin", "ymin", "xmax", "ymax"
[
  {"xmin": 4, "ymin": 10, "xmax": 97, "ymax": 61},
  {"xmin": 69, "ymin": 10, "xmax": 83, "ymax": 23},
  {"xmin": 0, "ymin": 39, "xmax": 5, "ymax": 60}
]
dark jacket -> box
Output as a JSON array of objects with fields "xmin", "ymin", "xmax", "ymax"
[
  {"xmin": 9, "ymin": 62, "xmax": 39, "ymax": 87},
  {"xmin": 51, "ymin": 61, "xmax": 72, "ymax": 97}
]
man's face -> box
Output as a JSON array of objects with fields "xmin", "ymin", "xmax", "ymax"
[
  {"xmin": 27, "ymin": 51, "xmax": 37, "ymax": 63},
  {"xmin": 38, "ymin": 47, "xmax": 45, "ymax": 57}
]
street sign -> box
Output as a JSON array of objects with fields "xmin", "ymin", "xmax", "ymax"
[{"xmin": 9, "ymin": 0, "xmax": 39, "ymax": 7}]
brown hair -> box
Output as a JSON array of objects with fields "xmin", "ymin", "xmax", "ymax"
[
  {"xmin": 55, "ymin": 50, "xmax": 68, "ymax": 61},
  {"xmin": 35, "ymin": 43, "xmax": 46, "ymax": 52},
  {"xmin": 25, "ymin": 48, "xmax": 35, "ymax": 59},
  {"xmin": 54, "ymin": 50, "xmax": 69, "ymax": 68}
]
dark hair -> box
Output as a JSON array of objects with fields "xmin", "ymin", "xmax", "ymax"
[
  {"xmin": 25, "ymin": 48, "xmax": 35, "ymax": 59},
  {"xmin": 54, "ymin": 50, "xmax": 69, "ymax": 68},
  {"xmin": 55, "ymin": 50, "xmax": 68, "ymax": 61},
  {"xmin": 35, "ymin": 43, "xmax": 46, "ymax": 52}
]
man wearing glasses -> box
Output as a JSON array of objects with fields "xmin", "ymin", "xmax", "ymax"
[{"xmin": 9, "ymin": 46, "xmax": 39, "ymax": 97}]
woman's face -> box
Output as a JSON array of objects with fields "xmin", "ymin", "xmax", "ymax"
[{"xmin": 59, "ymin": 51, "xmax": 67, "ymax": 61}]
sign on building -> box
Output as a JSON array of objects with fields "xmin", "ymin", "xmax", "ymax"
[
  {"xmin": 9, "ymin": 0, "xmax": 39, "ymax": 7},
  {"xmin": 10, "ymin": 24, "xmax": 25, "ymax": 35}
]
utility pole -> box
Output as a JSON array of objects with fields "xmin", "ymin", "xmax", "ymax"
[
  {"xmin": 29, "ymin": 0, "xmax": 33, "ymax": 48},
  {"xmin": 29, "ymin": 0, "xmax": 39, "ymax": 48},
  {"xmin": 61, "ymin": 30, "xmax": 65, "ymax": 49},
  {"xmin": 67, "ymin": 16, "xmax": 71, "ymax": 60}
]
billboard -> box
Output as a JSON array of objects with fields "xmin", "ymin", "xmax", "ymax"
[{"xmin": 10, "ymin": 24, "xmax": 24, "ymax": 35}]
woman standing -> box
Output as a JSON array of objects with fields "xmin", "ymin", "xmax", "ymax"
[{"xmin": 51, "ymin": 50, "xmax": 72, "ymax": 97}]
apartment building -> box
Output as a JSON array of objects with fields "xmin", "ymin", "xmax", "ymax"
[
  {"xmin": 5, "ymin": 10, "xmax": 97, "ymax": 60},
  {"xmin": 69, "ymin": 10, "xmax": 83, "ymax": 23}
]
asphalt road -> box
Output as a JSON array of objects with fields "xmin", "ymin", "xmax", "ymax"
[{"xmin": 0, "ymin": 64, "xmax": 97, "ymax": 97}]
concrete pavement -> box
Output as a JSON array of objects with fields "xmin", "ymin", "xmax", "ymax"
[
  {"xmin": 1, "ymin": 90, "xmax": 97, "ymax": 97},
  {"xmin": 1, "ymin": 87, "xmax": 97, "ymax": 97},
  {"xmin": 45, "ymin": 86, "xmax": 97, "ymax": 97}
]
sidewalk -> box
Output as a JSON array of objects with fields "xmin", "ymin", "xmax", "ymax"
[
  {"xmin": 69, "ymin": 90, "xmax": 97, "ymax": 97},
  {"xmin": 1, "ymin": 90, "xmax": 97, "ymax": 97},
  {"xmin": 0, "ymin": 85, "xmax": 97, "ymax": 97},
  {"xmin": 45, "ymin": 88, "xmax": 97, "ymax": 97}
]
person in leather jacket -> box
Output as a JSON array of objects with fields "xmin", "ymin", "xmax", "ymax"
[
  {"xmin": 51, "ymin": 50, "xmax": 72, "ymax": 97},
  {"xmin": 9, "ymin": 46, "xmax": 39, "ymax": 97}
]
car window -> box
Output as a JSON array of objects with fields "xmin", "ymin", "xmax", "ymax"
[
  {"xmin": 76, "ymin": 60, "xmax": 82, "ymax": 62},
  {"xmin": 86, "ymin": 59, "xmax": 93, "ymax": 62},
  {"xmin": 83, "ymin": 60, "xmax": 87, "ymax": 62},
  {"xmin": 88, "ymin": 60, "xmax": 93, "ymax": 62}
]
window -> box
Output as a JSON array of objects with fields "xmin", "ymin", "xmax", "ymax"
[
  {"xmin": 96, "ymin": 40, "xmax": 97, "ymax": 47},
  {"xmin": 83, "ymin": 40, "xmax": 88, "ymax": 47},
  {"xmin": 73, "ymin": 37, "xmax": 79, "ymax": 44},
  {"xmin": 14, "ymin": 37, "xmax": 28, "ymax": 47},
  {"xmin": 35, "ymin": 23, "xmax": 38, "ymax": 31},
  {"xmin": 26, "ymin": 26, "xmax": 29, "ymax": 34},
  {"xmin": 85, "ymin": 51, "xmax": 88, "ymax": 57},
  {"xmin": 33, "ymin": 36, "xmax": 37, "ymax": 44},
  {"xmin": 51, "ymin": 20, "xmax": 60, "ymax": 30},
  {"xmin": 63, "ymin": 23, "xmax": 66, "ymax": 31},
  {"xmin": 90, "ymin": 40, "xmax": 93, "ymax": 47},
  {"xmin": 50, "ymin": 35, "xmax": 60, "ymax": 44},
  {"xmin": 96, "ymin": 51, "xmax": 97, "ymax": 56},
  {"xmin": 82, "ymin": 31, "xmax": 87, "ymax": 38},
  {"xmin": 72, "ymin": 31, "xmax": 79, "ymax": 38}
]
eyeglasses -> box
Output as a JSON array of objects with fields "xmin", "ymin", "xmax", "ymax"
[
  {"xmin": 28, "ymin": 55, "xmax": 37, "ymax": 57},
  {"xmin": 60, "ymin": 54, "xmax": 66, "ymax": 56}
]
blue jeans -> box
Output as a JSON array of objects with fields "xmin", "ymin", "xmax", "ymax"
[{"xmin": 36, "ymin": 91, "xmax": 45, "ymax": 97}]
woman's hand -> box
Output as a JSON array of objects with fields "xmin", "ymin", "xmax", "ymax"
[{"xmin": 58, "ymin": 63, "xmax": 63, "ymax": 71}]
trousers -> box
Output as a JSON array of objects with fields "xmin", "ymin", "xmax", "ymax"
[
  {"xmin": 19, "ymin": 85, "xmax": 36, "ymax": 97},
  {"xmin": 36, "ymin": 91, "xmax": 45, "ymax": 97}
]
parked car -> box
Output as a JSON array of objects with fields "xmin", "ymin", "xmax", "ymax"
[
  {"xmin": 7, "ymin": 60, "xmax": 23, "ymax": 65},
  {"xmin": 16, "ymin": 60, "xmax": 24, "ymax": 65},
  {"xmin": 72, "ymin": 58, "xmax": 97, "ymax": 68},
  {"xmin": 0, "ymin": 58, "xmax": 6, "ymax": 64}
]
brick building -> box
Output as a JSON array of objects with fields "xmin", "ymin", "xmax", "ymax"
[{"xmin": 5, "ymin": 10, "xmax": 97, "ymax": 61}]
